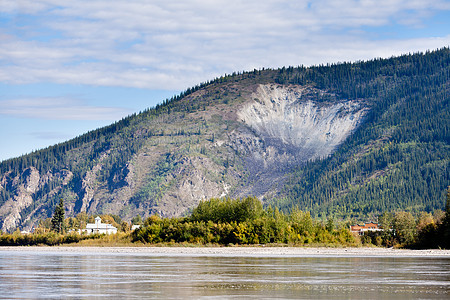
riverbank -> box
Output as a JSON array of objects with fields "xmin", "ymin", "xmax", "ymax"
[{"xmin": 1, "ymin": 246, "xmax": 449, "ymax": 257}]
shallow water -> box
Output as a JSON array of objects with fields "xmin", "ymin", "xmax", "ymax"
[{"xmin": 0, "ymin": 250, "xmax": 448, "ymax": 299}]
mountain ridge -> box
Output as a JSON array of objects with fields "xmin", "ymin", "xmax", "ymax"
[{"xmin": 1, "ymin": 48, "xmax": 449, "ymax": 231}]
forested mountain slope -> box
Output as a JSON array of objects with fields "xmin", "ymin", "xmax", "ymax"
[
  {"xmin": 0, "ymin": 48, "xmax": 448, "ymax": 231},
  {"xmin": 273, "ymin": 48, "xmax": 449, "ymax": 218}
]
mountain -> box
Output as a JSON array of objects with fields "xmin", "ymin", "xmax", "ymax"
[{"xmin": 1, "ymin": 48, "xmax": 449, "ymax": 231}]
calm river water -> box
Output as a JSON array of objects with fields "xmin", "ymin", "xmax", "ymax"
[{"xmin": 0, "ymin": 249, "xmax": 449, "ymax": 299}]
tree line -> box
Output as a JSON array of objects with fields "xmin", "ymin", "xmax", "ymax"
[
  {"xmin": 134, "ymin": 196, "xmax": 357, "ymax": 246},
  {"xmin": 1, "ymin": 192, "xmax": 449, "ymax": 248}
]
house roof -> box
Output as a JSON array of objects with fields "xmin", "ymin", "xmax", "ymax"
[
  {"xmin": 84, "ymin": 216, "xmax": 117, "ymax": 230},
  {"xmin": 85, "ymin": 224, "xmax": 117, "ymax": 230},
  {"xmin": 351, "ymin": 222, "xmax": 379, "ymax": 227}
]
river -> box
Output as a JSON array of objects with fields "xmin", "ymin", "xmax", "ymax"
[{"xmin": 0, "ymin": 248, "xmax": 449, "ymax": 299}]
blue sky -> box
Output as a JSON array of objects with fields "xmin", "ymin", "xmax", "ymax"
[{"xmin": 1, "ymin": 0, "xmax": 449, "ymax": 162}]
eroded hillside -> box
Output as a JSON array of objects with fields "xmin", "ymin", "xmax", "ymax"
[
  {"xmin": 1, "ymin": 49, "xmax": 448, "ymax": 231},
  {"xmin": 0, "ymin": 81, "xmax": 366, "ymax": 231},
  {"xmin": 239, "ymin": 84, "xmax": 367, "ymax": 162}
]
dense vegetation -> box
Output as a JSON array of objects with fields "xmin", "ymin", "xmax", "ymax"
[
  {"xmin": 132, "ymin": 197, "xmax": 357, "ymax": 245},
  {"xmin": 1, "ymin": 193, "xmax": 449, "ymax": 248},
  {"xmin": 132, "ymin": 192, "xmax": 450, "ymax": 248},
  {"xmin": 272, "ymin": 48, "xmax": 449, "ymax": 218},
  {"xmin": 0, "ymin": 197, "xmax": 358, "ymax": 247},
  {"xmin": 0, "ymin": 231, "xmax": 103, "ymax": 246}
]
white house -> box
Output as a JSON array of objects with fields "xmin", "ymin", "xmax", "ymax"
[{"xmin": 82, "ymin": 216, "xmax": 117, "ymax": 235}]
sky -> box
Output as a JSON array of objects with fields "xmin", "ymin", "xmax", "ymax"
[{"xmin": 1, "ymin": 0, "xmax": 449, "ymax": 162}]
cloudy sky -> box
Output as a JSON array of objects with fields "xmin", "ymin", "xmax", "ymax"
[{"xmin": 1, "ymin": 0, "xmax": 449, "ymax": 161}]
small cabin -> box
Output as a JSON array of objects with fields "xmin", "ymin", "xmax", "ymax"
[
  {"xmin": 350, "ymin": 222, "xmax": 382, "ymax": 235},
  {"xmin": 82, "ymin": 216, "xmax": 117, "ymax": 235}
]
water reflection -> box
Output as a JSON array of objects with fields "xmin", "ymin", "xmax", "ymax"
[{"xmin": 0, "ymin": 251, "xmax": 449, "ymax": 299}]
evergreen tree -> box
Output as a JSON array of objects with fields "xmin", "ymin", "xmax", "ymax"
[
  {"xmin": 51, "ymin": 199, "xmax": 65, "ymax": 233},
  {"xmin": 442, "ymin": 187, "xmax": 450, "ymax": 248},
  {"xmin": 446, "ymin": 187, "xmax": 450, "ymax": 218}
]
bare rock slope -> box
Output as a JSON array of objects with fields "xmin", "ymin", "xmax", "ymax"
[{"xmin": 238, "ymin": 84, "xmax": 366, "ymax": 163}]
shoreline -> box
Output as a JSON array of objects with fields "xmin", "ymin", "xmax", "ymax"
[{"xmin": 1, "ymin": 246, "xmax": 449, "ymax": 257}]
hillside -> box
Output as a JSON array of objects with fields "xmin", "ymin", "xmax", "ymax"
[{"xmin": 0, "ymin": 48, "xmax": 449, "ymax": 231}]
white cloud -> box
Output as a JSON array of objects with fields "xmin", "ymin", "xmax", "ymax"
[
  {"xmin": 0, "ymin": 0, "xmax": 449, "ymax": 90},
  {"xmin": 0, "ymin": 97, "xmax": 131, "ymax": 120},
  {"xmin": 29, "ymin": 131, "xmax": 72, "ymax": 140}
]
